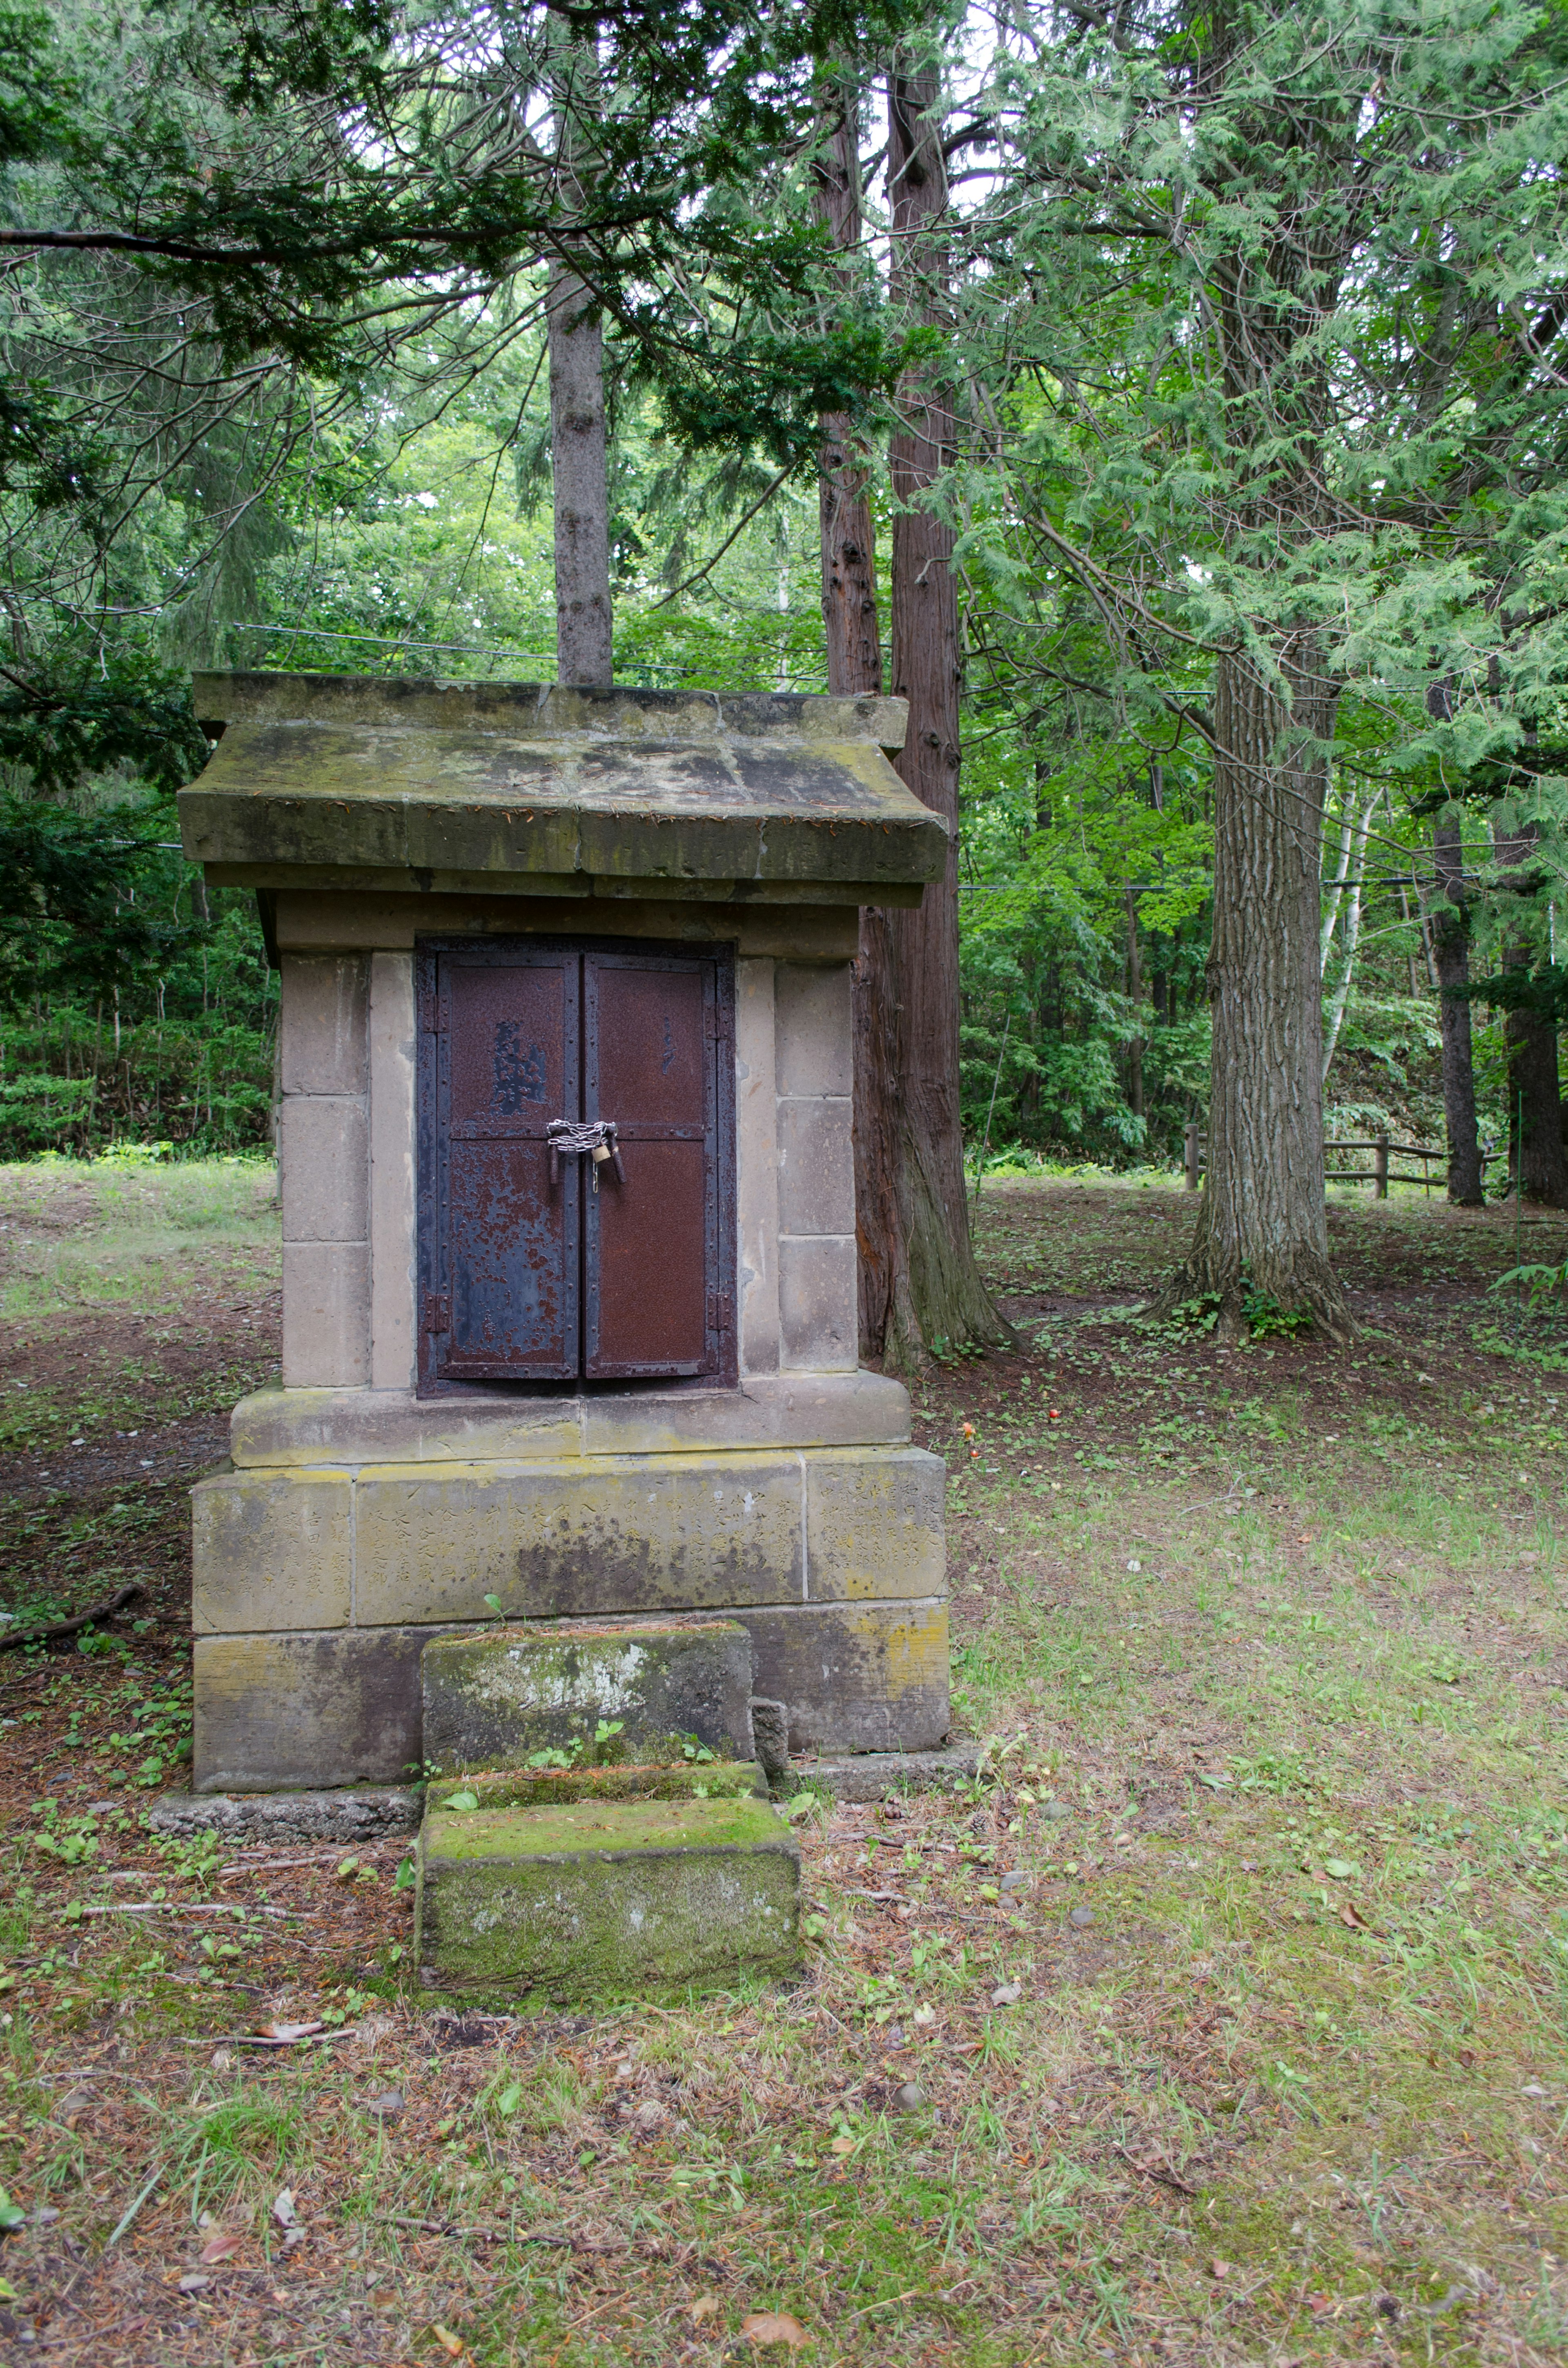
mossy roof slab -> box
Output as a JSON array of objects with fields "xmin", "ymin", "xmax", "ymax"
[
  {"xmin": 423, "ymin": 1792, "xmax": 795, "ymax": 1863},
  {"xmin": 179, "ymin": 673, "xmax": 947, "ymax": 896}
]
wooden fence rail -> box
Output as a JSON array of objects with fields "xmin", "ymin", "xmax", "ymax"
[{"xmin": 1182, "ymin": 1126, "xmax": 1508, "ymax": 1198}]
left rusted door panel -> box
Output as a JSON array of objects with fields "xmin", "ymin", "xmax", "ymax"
[{"xmin": 418, "ymin": 945, "xmax": 579, "ymax": 1386}]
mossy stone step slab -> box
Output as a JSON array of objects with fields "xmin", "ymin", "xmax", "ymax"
[
  {"xmin": 427, "ymin": 1760, "xmax": 766, "ymax": 1813},
  {"xmin": 421, "ymin": 1618, "xmax": 753, "ymax": 1773},
  {"xmin": 416, "ymin": 1793, "xmax": 800, "ymax": 2002}
]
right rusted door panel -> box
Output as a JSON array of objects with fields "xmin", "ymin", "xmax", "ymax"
[{"xmin": 584, "ymin": 953, "xmax": 717, "ymax": 1378}]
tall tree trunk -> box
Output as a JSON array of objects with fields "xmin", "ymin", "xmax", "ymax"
[
  {"xmin": 807, "ymin": 78, "xmax": 909, "ymax": 1354},
  {"xmin": 1320, "ymin": 791, "xmax": 1374, "ymax": 1086},
  {"xmin": 1163, "ymin": 638, "xmax": 1352, "ymax": 1340},
  {"xmin": 812, "ymin": 83, "xmax": 882, "ymax": 699},
  {"xmin": 1124, "ymin": 883, "xmax": 1144, "ymax": 1120},
  {"xmin": 1430, "ymin": 804, "xmax": 1483, "ymax": 1204},
  {"xmin": 851, "ymin": 53, "xmax": 1011, "ymax": 1367},
  {"xmin": 1494, "ymin": 816, "xmax": 1567, "ymax": 1205},
  {"xmin": 1505, "ymin": 969, "xmax": 1566, "ymax": 1204},
  {"xmin": 548, "ymin": 22, "xmax": 612, "ymax": 687}
]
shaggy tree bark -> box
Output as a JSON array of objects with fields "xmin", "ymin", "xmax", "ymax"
[
  {"xmin": 1163, "ymin": 638, "xmax": 1352, "ymax": 1339},
  {"xmin": 1494, "ymin": 816, "xmax": 1567, "ymax": 1204},
  {"xmin": 548, "ymin": 23, "xmax": 612, "ymax": 687},
  {"xmin": 848, "ymin": 54, "xmax": 1012, "ymax": 1366},
  {"xmin": 1430, "ymin": 803, "xmax": 1484, "ymax": 1204}
]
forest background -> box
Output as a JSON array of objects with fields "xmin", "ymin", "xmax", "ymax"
[{"xmin": 0, "ymin": 0, "xmax": 1561, "ymax": 1195}]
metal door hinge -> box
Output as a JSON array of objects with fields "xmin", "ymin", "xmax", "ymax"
[
  {"xmin": 708, "ymin": 1290, "xmax": 733, "ymax": 1333},
  {"xmin": 423, "ymin": 1292, "xmax": 450, "ymax": 1335}
]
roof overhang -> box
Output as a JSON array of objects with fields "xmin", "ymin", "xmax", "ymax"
[{"xmin": 179, "ymin": 673, "xmax": 948, "ymax": 907}]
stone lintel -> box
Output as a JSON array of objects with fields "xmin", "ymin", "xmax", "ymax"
[
  {"xmin": 216, "ymin": 868, "xmax": 924, "ymax": 912},
  {"xmin": 265, "ymin": 888, "xmax": 870, "ymax": 957}
]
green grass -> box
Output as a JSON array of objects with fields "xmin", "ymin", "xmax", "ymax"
[
  {"xmin": 0, "ymin": 1170, "xmax": 1561, "ymax": 2361},
  {"xmin": 0, "ymin": 1153, "xmax": 278, "ymax": 1326}
]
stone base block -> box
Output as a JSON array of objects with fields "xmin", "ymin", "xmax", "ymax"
[
  {"xmin": 191, "ymin": 1421, "xmax": 948, "ymax": 1790},
  {"xmin": 191, "ymin": 1596, "xmax": 951, "ymax": 1791},
  {"xmin": 228, "ymin": 1372, "xmax": 913, "ymax": 1466},
  {"xmin": 192, "ymin": 1441, "xmax": 944, "ymax": 1632},
  {"xmin": 148, "ymin": 1785, "xmax": 423, "ymax": 1841},
  {"xmin": 791, "ymin": 1744, "xmax": 983, "ymax": 1802},
  {"xmin": 743, "ymin": 1600, "xmax": 951, "ymax": 1756},
  {"xmin": 421, "ymin": 1619, "xmax": 754, "ymax": 1773},
  {"xmin": 193, "ymin": 1630, "xmax": 429, "ymax": 1793},
  {"xmin": 416, "ymin": 1793, "xmax": 800, "ymax": 2001}
]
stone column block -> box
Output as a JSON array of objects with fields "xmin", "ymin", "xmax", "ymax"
[
  {"xmin": 280, "ymin": 954, "xmax": 368, "ymax": 1095},
  {"xmin": 776, "ymin": 1097, "xmax": 854, "ymax": 1237},
  {"xmin": 774, "ymin": 962, "xmax": 852, "ymax": 1097},
  {"xmin": 279, "ymin": 1097, "xmax": 369, "ymax": 1242},
  {"xmin": 369, "ymin": 950, "xmax": 417, "ymax": 1389},
  {"xmin": 192, "ymin": 1468, "xmax": 352, "ymax": 1634},
  {"xmin": 281, "ymin": 1242, "xmax": 370, "ymax": 1386},
  {"xmin": 778, "ymin": 1235, "xmax": 857, "ymax": 1370}
]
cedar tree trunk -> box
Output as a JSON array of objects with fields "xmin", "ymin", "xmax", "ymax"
[
  {"xmin": 851, "ymin": 56, "xmax": 1011, "ymax": 1367},
  {"xmin": 1164, "ymin": 638, "xmax": 1352, "ymax": 1340},
  {"xmin": 812, "ymin": 85, "xmax": 882, "ymax": 698},
  {"xmin": 1494, "ymin": 816, "xmax": 1567, "ymax": 1205},
  {"xmin": 548, "ymin": 23, "xmax": 612, "ymax": 687},
  {"xmin": 1430, "ymin": 805, "xmax": 1484, "ymax": 1204}
]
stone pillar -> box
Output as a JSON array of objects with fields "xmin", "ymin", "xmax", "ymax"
[
  {"xmin": 278, "ymin": 956, "xmax": 370, "ymax": 1386},
  {"xmin": 774, "ymin": 963, "xmax": 856, "ymax": 1370},
  {"xmin": 368, "ymin": 951, "xmax": 417, "ymax": 1389}
]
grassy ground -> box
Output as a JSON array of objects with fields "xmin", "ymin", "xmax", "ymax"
[{"xmin": 0, "ymin": 1165, "xmax": 1564, "ymax": 2365}]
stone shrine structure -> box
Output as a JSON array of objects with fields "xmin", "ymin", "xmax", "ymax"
[{"xmin": 180, "ymin": 673, "xmax": 951, "ymax": 1797}]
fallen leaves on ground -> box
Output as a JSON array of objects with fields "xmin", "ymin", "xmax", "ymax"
[{"xmin": 742, "ymin": 2308, "xmax": 812, "ymax": 2348}]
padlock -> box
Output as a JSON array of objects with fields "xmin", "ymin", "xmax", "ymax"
[{"xmin": 591, "ymin": 1141, "xmax": 611, "ymax": 1192}]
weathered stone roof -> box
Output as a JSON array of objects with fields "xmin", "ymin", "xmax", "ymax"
[{"xmin": 180, "ymin": 673, "xmax": 947, "ymax": 902}]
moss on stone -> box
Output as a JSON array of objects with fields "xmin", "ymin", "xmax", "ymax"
[
  {"xmin": 416, "ymin": 1791, "xmax": 800, "ymax": 2002},
  {"xmin": 421, "ymin": 1618, "xmax": 753, "ymax": 1772},
  {"xmin": 426, "ymin": 1760, "xmax": 764, "ymax": 1813}
]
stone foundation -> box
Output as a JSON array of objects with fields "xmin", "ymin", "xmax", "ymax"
[{"xmin": 192, "ymin": 1387, "xmax": 949, "ymax": 1790}]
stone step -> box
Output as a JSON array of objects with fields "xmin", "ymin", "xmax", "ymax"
[
  {"xmin": 421, "ymin": 1617, "xmax": 753, "ymax": 1774},
  {"xmin": 416, "ymin": 1790, "xmax": 800, "ymax": 2003},
  {"xmin": 426, "ymin": 1760, "xmax": 766, "ymax": 1813}
]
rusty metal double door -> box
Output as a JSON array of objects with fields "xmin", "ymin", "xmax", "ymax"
[{"xmin": 416, "ymin": 937, "xmax": 735, "ymax": 1389}]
